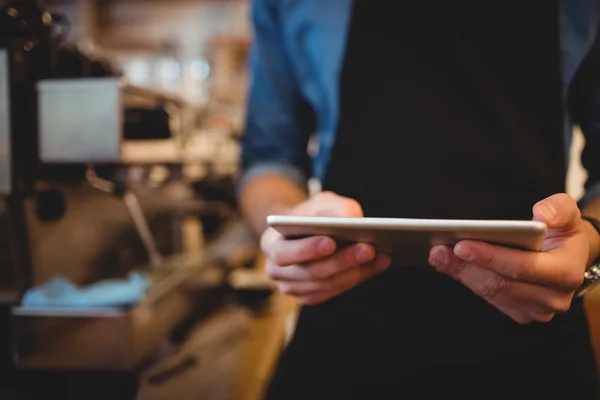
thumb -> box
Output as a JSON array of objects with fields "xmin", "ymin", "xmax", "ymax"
[{"xmin": 533, "ymin": 193, "xmax": 581, "ymax": 232}]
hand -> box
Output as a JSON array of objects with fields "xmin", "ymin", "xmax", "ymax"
[
  {"xmin": 261, "ymin": 191, "xmax": 391, "ymax": 305},
  {"xmin": 428, "ymin": 193, "xmax": 588, "ymax": 324}
]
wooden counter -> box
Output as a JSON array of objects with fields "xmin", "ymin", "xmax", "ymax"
[
  {"xmin": 231, "ymin": 256, "xmax": 298, "ymax": 400},
  {"xmin": 231, "ymin": 292, "xmax": 298, "ymax": 400}
]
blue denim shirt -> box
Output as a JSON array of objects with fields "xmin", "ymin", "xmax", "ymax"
[{"xmin": 241, "ymin": 0, "xmax": 600, "ymax": 205}]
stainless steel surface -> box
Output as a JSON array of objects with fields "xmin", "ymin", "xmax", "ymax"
[
  {"xmin": 11, "ymin": 218, "xmax": 256, "ymax": 371},
  {"xmin": 37, "ymin": 78, "xmax": 199, "ymax": 165},
  {"xmin": 38, "ymin": 78, "xmax": 122, "ymax": 163},
  {"xmin": 0, "ymin": 50, "xmax": 11, "ymax": 195}
]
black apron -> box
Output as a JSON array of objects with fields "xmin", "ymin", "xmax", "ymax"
[{"xmin": 266, "ymin": 1, "xmax": 600, "ymax": 398}]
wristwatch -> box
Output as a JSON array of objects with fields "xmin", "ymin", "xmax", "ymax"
[{"xmin": 576, "ymin": 216, "xmax": 600, "ymax": 297}]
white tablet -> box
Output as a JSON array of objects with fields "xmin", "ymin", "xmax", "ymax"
[{"xmin": 266, "ymin": 215, "xmax": 547, "ymax": 266}]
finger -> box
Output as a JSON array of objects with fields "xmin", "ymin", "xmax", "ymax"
[
  {"xmin": 268, "ymin": 235, "xmax": 337, "ymax": 267},
  {"xmin": 430, "ymin": 246, "xmax": 511, "ymax": 299},
  {"xmin": 430, "ymin": 247, "xmax": 570, "ymax": 322},
  {"xmin": 503, "ymin": 279, "xmax": 574, "ymax": 315},
  {"xmin": 482, "ymin": 276, "xmax": 572, "ymax": 321},
  {"xmin": 268, "ymin": 243, "xmax": 376, "ymax": 281},
  {"xmin": 259, "ymin": 227, "xmax": 281, "ymax": 253},
  {"xmin": 303, "ymin": 243, "xmax": 376, "ymax": 279},
  {"xmin": 486, "ymin": 297, "xmax": 555, "ymax": 325},
  {"xmin": 533, "ymin": 193, "xmax": 581, "ymax": 232},
  {"xmin": 277, "ymin": 254, "xmax": 390, "ymax": 296},
  {"xmin": 451, "ymin": 241, "xmax": 584, "ymax": 291},
  {"xmin": 290, "ymin": 255, "xmax": 392, "ymax": 304}
]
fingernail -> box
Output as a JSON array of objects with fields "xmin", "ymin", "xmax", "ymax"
[
  {"xmin": 375, "ymin": 254, "xmax": 391, "ymax": 270},
  {"xmin": 357, "ymin": 245, "xmax": 375, "ymax": 263},
  {"xmin": 319, "ymin": 238, "xmax": 335, "ymax": 254},
  {"xmin": 430, "ymin": 247, "xmax": 448, "ymax": 267},
  {"xmin": 454, "ymin": 244, "xmax": 474, "ymax": 261},
  {"xmin": 535, "ymin": 202, "xmax": 557, "ymax": 222}
]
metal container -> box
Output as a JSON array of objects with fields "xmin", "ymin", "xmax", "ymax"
[{"xmin": 37, "ymin": 78, "xmax": 123, "ymax": 163}]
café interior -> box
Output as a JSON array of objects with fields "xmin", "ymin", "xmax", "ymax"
[{"xmin": 1, "ymin": 1, "xmax": 600, "ymax": 399}]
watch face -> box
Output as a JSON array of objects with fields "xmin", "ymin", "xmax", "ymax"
[
  {"xmin": 585, "ymin": 265, "xmax": 600, "ymax": 280},
  {"xmin": 578, "ymin": 217, "xmax": 600, "ymax": 297},
  {"xmin": 577, "ymin": 265, "xmax": 600, "ymax": 297}
]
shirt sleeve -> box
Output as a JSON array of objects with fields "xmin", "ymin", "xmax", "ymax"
[
  {"xmin": 238, "ymin": 0, "xmax": 316, "ymax": 192},
  {"xmin": 569, "ymin": 22, "xmax": 600, "ymax": 207}
]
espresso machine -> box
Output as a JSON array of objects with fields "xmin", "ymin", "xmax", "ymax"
[{"xmin": 0, "ymin": 1, "xmax": 264, "ymax": 399}]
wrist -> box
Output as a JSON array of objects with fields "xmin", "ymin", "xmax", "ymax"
[
  {"xmin": 239, "ymin": 174, "xmax": 307, "ymax": 235},
  {"xmin": 582, "ymin": 216, "xmax": 600, "ymax": 265},
  {"xmin": 270, "ymin": 202, "xmax": 298, "ymax": 216}
]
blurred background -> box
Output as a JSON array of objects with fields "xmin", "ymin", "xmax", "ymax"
[
  {"xmin": 0, "ymin": 1, "xmax": 598, "ymax": 399},
  {"xmin": 0, "ymin": 0, "xmax": 299, "ymax": 399}
]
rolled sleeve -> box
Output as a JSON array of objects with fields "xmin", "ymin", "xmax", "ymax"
[
  {"xmin": 570, "ymin": 20, "xmax": 600, "ymax": 206},
  {"xmin": 238, "ymin": 0, "xmax": 316, "ymax": 193}
]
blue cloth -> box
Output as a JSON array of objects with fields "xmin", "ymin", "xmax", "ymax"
[
  {"xmin": 21, "ymin": 271, "xmax": 150, "ymax": 308},
  {"xmin": 240, "ymin": 0, "xmax": 600, "ymax": 204}
]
